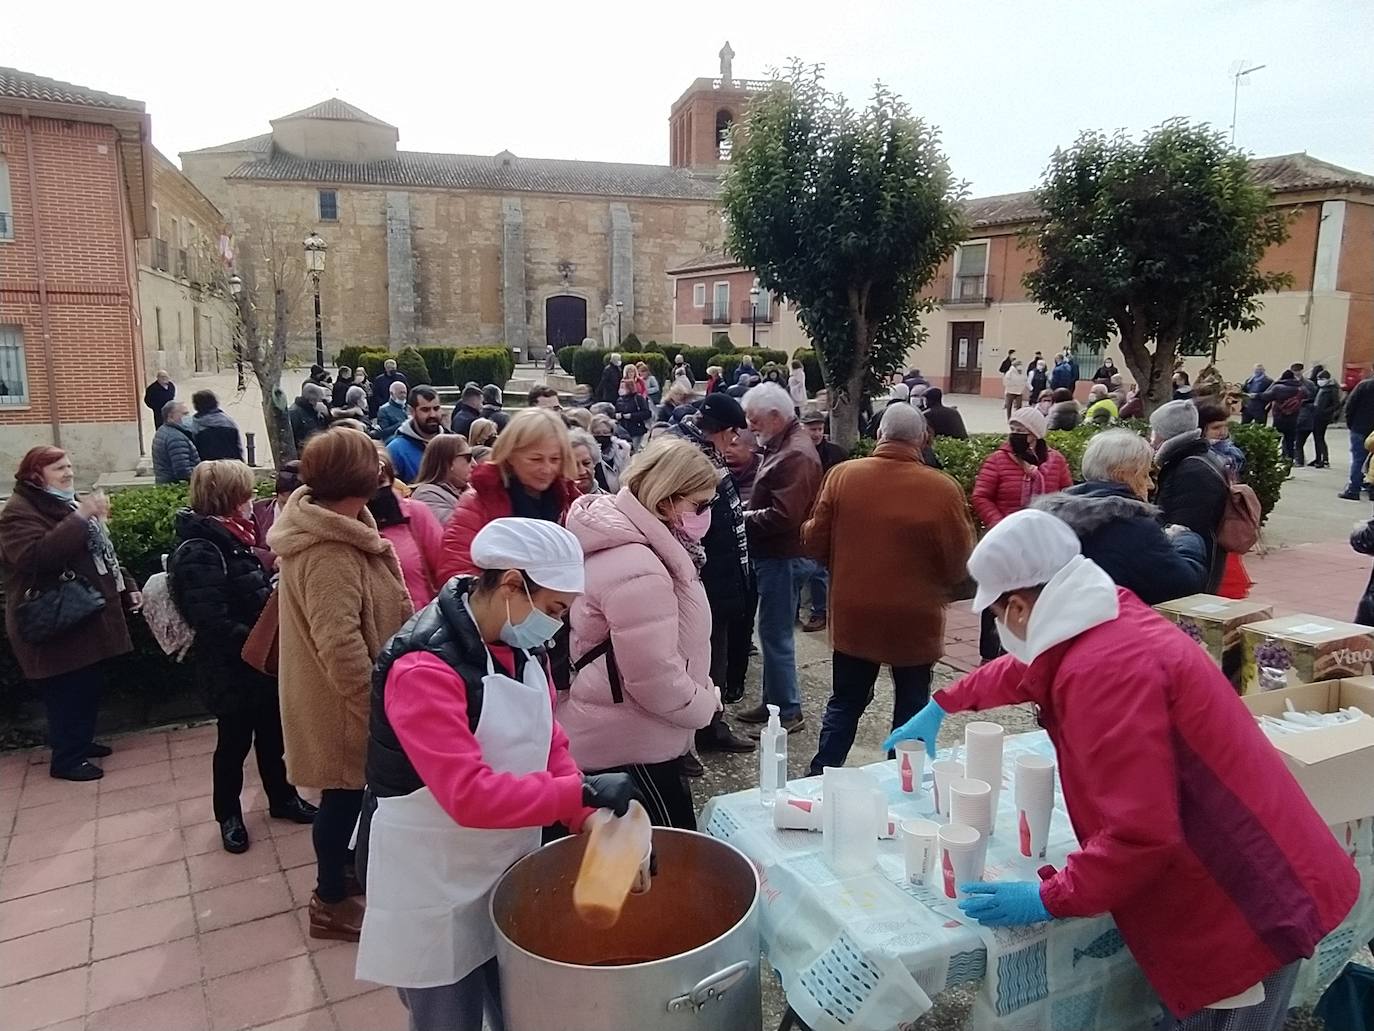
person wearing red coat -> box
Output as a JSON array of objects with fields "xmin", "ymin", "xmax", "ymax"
[
  {"xmin": 438, "ymin": 408, "xmax": 580, "ymax": 585},
  {"xmin": 970, "ymin": 407, "xmax": 1072, "ymax": 660},
  {"xmin": 887, "ymin": 511, "xmax": 1357, "ymax": 1028}
]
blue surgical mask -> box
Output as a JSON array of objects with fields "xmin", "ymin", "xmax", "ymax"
[
  {"xmin": 500, "ymin": 580, "xmax": 563, "ymax": 651},
  {"xmin": 43, "ymin": 486, "xmax": 76, "ymax": 503}
]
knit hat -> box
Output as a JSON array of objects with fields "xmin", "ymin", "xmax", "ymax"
[
  {"xmin": 1009, "ymin": 406, "xmax": 1047, "ymax": 440},
  {"xmin": 698, "ymin": 393, "xmax": 747, "ymax": 432},
  {"xmin": 889, "ymin": 383, "xmax": 911, "ymax": 403},
  {"xmin": 1150, "ymin": 400, "xmax": 1200, "ymax": 443}
]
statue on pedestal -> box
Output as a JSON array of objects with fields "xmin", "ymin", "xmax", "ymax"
[
  {"xmin": 719, "ymin": 41, "xmax": 735, "ymax": 86},
  {"xmin": 599, "ymin": 304, "xmax": 616, "ymax": 348}
]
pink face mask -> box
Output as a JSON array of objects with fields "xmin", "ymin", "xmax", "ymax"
[{"xmin": 676, "ymin": 506, "xmax": 712, "ymax": 541}]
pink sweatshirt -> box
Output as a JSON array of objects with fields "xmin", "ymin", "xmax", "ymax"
[
  {"xmin": 384, "ymin": 650, "xmax": 593, "ymax": 831},
  {"xmin": 382, "ymin": 498, "xmax": 445, "ymax": 608}
]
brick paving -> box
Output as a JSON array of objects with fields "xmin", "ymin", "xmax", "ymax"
[{"xmin": 0, "ymin": 725, "xmax": 408, "ymax": 1031}]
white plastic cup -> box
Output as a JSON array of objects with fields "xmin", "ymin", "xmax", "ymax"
[
  {"xmin": 1017, "ymin": 795, "xmax": 1052, "ymax": 861},
  {"xmin": 900, "ymin": 818, "xmax": 940, "ymax": 884},
  {"xmin": 1014, "ymin": 755, "xmax": 1055, "ymax": 803},
  {"xmin": 894, "ymin": 740, "xmax": 926, "ymax": 794},
  {"xmin": 938, "ymin": 823, "xmax": 984, "ymax": 899},
  {"xmin": 822, "ymin": 767, "xmax": 882, "ymax": 874},
  {"xmin": 931, "ymin": 759, "xmax": 964, "ymax": 818},
  {"xmin": 948, "ymin": 777, "xmax": 994, "ymax": 838},
  {"xmin": 964, "ymin": 722, "xmax": 1005, "ymax": 820}
]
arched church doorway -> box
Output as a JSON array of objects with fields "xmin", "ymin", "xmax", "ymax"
[{"xmin": 546, "ymin": 295, "xmax": 587, "ymax": 350}]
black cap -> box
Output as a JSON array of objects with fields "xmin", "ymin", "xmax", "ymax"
[{"xmin": 698, "ymin": 393, "xmax": 747, "ymax": 431}]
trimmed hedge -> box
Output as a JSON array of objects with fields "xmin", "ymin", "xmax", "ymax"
[
  {"xmin": 354, "ymin": 351, "xmax": 393, "ymax": 378},
  {"xmin": 395, "ymin": 346, "xmax": 431, "ymax": 387},
  {"xmin": 854, "ymin": 420, "xmax": 1288, "ymax": 526},
  {"xmin": 571, "ymin": 348, "xmax": 613, "ymax": 387},
  {"xmin": 624, "ymin": 353, "xmax": 670, "ymax": 385},
  {"xmin": 335, "ymin": 346, "xmax": 508, "ymax": 386},
  {"xmin": 712, "ymin": 349, "xmax": 789, "ymax": 382},
  {"xmin": 557, "ymin": 346, "xmax": 579, "ymax": 375},
  {"xmin": 620, "ymin": 332, "xmax": 643, "ymax": 351},
  {"xmin": 641, "ymin": 341, "xmax": 664, "ymax": 354},
  {"xmin": 792, "ymin": 348, "xmax": 826, "ymax": 396},
  {"xmin": 565, "ymin": 348, "xmax": 669, "ymax": 388},
  {"xmin": 677, "ymin": 346, "xmax": 724, "ymax": 382},
  {"xmin": 452, "ymin": 347, "xmax": 515, "ymax": 388}
]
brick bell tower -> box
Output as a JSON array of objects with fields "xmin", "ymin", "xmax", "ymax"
[{"xmin": 669, "ymin": 42, "xmax": 767, "ymax": 169}]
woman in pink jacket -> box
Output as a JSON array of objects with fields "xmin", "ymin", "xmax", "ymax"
[
  {"xmin": 373, "ymin": 451, "xmax": 445, "ymax": 608},
  {"xmin": 971, "ymin": 406, "xmax": 1072, "ymax": 663},
  {"xmin": 886, "ymin": 511, "xmax": 1357, "ymax": 1030},
  {"xmin": 561, "ymin": 438, "xmax": 723, "ymax": 828}
]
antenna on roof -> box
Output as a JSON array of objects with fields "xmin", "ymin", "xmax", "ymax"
[{"xmin": 1228, "ymin": 60, "xmax": 1266, "ymax": 146}]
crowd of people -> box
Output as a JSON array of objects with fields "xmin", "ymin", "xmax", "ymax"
[{"xmin": 10, "ymin": 349, "xmax": 1372, "ymax": 1031}]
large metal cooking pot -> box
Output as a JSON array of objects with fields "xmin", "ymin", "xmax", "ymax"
[{"xmin": 491, "ymin": 827, "xmax": 761, "ymax": 1030}]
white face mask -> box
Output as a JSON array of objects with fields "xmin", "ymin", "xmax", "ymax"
[{"xmin": 996, "ymin": 617, "xmax": 1035, "ymax": 664}]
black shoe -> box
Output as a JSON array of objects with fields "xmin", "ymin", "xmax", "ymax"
[
  {"xmin": 50, "ymin": 761, "xmax": 103, "ymax": 782},
  {"xmin": 85, "ymin": 743, "xmax": 113, "ymax": 758},
  {"xmin": 269, "ymin": 796, "xmax": 319, "ymax": 824},
  {"xmin": 1339, "ymin": 491, "xmax": 1362, "ymax": 500},
  {"xmin": 220, "ymin": 816, "xmax": 250, "ymax": 854},
  {"xmin": 746, "ymin": 713, "xmax": 806, "ymax": 737},
  {"xmin": 721, "ymin": 684, "xmax": 745, "ymax": 705},
  {"xmin": 734, "ymin": 704, "xmax": 771, "ymax": 725},
  {"xmin": 680, "ymin": 752, "xmax": 704, "ymax": 778},
  {"xmin": 696, "ymin": 722, "xmax": 756, "ymax": 754}
]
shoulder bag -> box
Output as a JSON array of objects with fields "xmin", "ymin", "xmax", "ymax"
[{"xmin": 16, "ymin": 569, "xmax": 106, "ymax": 644}]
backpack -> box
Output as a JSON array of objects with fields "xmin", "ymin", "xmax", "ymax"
[
  {"xmin": 1216, "ymin": 480, "xmax": 1262, "ymax": 555},
  {"xmin": 1277, "ymin": 390, "xmax": 1303, "ymax": 417},
  {"xmin": 145, "ymin": 542, "xmax": 226, "ymax": 660}
]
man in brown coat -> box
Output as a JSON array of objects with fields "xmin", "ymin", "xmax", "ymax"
[
  {"xmin": 801, "ymin": 403, "xmax": 974, "ymax": 773},
  {"xmin": 734, "ymin": 383, "xmax": 822, "ymax": 734}
]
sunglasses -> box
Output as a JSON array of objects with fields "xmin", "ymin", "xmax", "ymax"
[{"xmin": 685, "ymin": 498, "xmax": 713, "ymax": 516}]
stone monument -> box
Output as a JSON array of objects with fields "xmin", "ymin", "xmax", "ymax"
[
  {"xmin": 719, "ymin": 41, "xmax": 735, "ymax": 86},
  {"xmin": 599, "ymin": 304, "xmax": 617, "ymax": 348}
]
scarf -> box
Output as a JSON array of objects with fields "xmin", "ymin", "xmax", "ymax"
[
  {"xmin": 212, "ymin": 513, "xmax": 258, "ymax": 548},
  {"xmin": 46, "ymin": 489, "xmax": 125, "ymax": 592},
  {"xmin": 508, "ymin": 480, "xmax": 562, "ymax": 522},
  {"xmin": 670, "ymin": 523, "xmax": 707, "ymax": 574}
]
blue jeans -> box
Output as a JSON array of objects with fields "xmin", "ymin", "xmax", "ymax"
[
  {"xmin": 755, "ymin": 557, "xmax": 804, "ymax": 718},
  {"xmin": 1349, "ymin": 429, "xmax": 1367, "ymax": 494},
  {"xmin": 799, "ymin": 560, "xmax": 827, "ymax": 619}
]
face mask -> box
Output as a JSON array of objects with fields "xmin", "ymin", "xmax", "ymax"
[
  {"xmin": 676, "ymin": 506, "xmax": 712, "ymax": 541},
  {"xmin": 501, "ymin": 580, "xmax": 563, "ymax": 651},
  {"xmin": 43, "ymin": 485, "xmax": 76, "ymax": 503},
  {"xmin": 997, "ymin": 617, "xmax": 1035, "ymax": 664},
  {"xmin": 180, "ymin": 416, "xmax": 195, "ymax": 430},
  {"xmin": 1010, "ymin": 432, "xmax": 1046, "ymax": 466}
]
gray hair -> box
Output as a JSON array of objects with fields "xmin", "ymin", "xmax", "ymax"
[
  {"xmin": 346, "ymin": 385, "xmax": 367, "ymax": 407},
  {"xmin": 878, "ymin": 401, "xmax": 927, "ymax": 443},
  {"xmin": 567, "ymin": 427, "xmax": 599, "ymax": 461},
  {"xmin": 389, "ymin": 381, "xmax": 408, "ymax": 401},
  {"xmin": 589, "ymin": 413, "xmax": 616, "ymax": 436},
  {"xmin": 741, "ymin": 382, "xmax": 794, "ymax": 421},
  {"xmin": 161, "ymin": 398, "xmax": 183, "ymax": 420},
  {"xmin": 1081, "ymin": 428, "xmax": 1153, "ymax": 483},
  {"xmin": 302, "ymin": 382, "xmax": 326, "ymax": 402}
]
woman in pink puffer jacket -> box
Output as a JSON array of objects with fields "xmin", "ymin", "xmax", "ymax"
[{"xmin": 560, "ymin": 439, "xmax": 723, "ymax": 828}]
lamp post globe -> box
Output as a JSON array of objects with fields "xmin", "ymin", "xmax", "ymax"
[
  {"xmin": 749, "ymin": 280, "xmax": 761, "ymax": 348},
  {"xmin": 227, "ymin": 273, "xmax": 245, "ymax": 390},
  {"xmin": 303, "ymin": 232, "xmax": 327, "ymax": 367},
  {"xmin": 615, "ymin": 299, "xmax": 624, "ymax": 345}
]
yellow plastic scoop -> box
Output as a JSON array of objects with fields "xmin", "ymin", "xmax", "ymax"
[{"xmin": 573, "ymin": 800, "xmax": 652, "ymax": 929}]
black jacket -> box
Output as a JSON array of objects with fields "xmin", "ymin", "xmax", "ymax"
[
  {"xmin": 480, "ymin": 404, "xmax": 510, "ymax": 431},
  {"xmin": 167, "ymin": 510, "xmax": 276, "ymax": 717},
  {"xmin": 671, "ymin": 422, "xmax": 754, "ymax": 615},
  {"xmin": 1242, "ymin": 374, "xmax": 1273, "ymax": 421},
  {"xmin": 1314, "ymin": 382, "xmax": 1342, "ymax": 425},
  {"xmin": 924, "ymin": 404, "xmax": 968, "ymax": 440},
  {"xmin": 451, "ymin": 402, "xmax": 481, "ymax": 439},
  {"xmin": 816, "ymin": 439, "xmax": 847, "ymax": 473},
  {"xmin": 289, "ymin": 398, "xmax": 329, "ymax": 449},
  {"xmin": 1033, "ymin": 483, "xmax": 1207, "ymax": 605},
  {"xmin": 1352, "ymin": 519, "xmax": 1374, "ymax": 626},
  {"xmin": 145, "ymin": 380, "xmax": 176, "ymax": 426},
  {"xmin": 1347, "ymin": 379, "xmax": 1374, "ymax": 436},
  {"xmin": 368, "ymin": 577, "xmax": 515, "ymax": 797},
  {"xmin": 1262, "ymin": 379, "xmax": 1306, "ymax": 429},
  {"xmin": 596, "ymin": 363, "xmax": 623, "ymax": 404},
  {"xmin": 1154, "ymin": 435, "xmax": 1229, "ymax": 592},
  {"xmin": 370, "ymin": 371, "xmax": 408, "ymax": 414},
  {"xmin": 193, "ymin": 409, "xmax": 243, "ymax": 461},
  {"xmin": 614, "ymin": 391, "xmax": 652, "ymax": 437}
]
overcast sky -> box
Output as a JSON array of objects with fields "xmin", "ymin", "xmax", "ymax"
[{"xmin": 5, "ymin": 0, "xmax": 1370, "ymax": 198}]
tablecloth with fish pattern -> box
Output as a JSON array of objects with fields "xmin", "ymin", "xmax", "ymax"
[{"xmin": 700, "ymin": 730, "xmax": 1374, "ymax": 1031}]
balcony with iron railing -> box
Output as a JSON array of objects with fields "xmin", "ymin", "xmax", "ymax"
[
  {"xmin": 702, "ymin": 307, "xmax": 733, "ymax": 325},
  {"xmin": 176, "ymin": 248, "xmax": 190, "ymax": 280},
  {"xmin": 152, "ymin": 238, "xmax": 169, "ymax": 272},
  {"xmin": 740, "ymin": 300, "xmax": 773, "ymax": 324},
  {"xmin": 928, "ymin": 273, "xmax": 995, "ymax": 306}
]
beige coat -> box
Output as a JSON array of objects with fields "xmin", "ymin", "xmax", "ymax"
[{"xmin": 267, "ymin": 488, "xmax": 412, "ymax": 790}]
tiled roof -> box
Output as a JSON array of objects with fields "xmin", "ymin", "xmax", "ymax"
[
  {"xmin": 181, "ymin": 133, "xmax": 274, "ymax": 156},
  {"xmin": 964, "ymin": 153, "xmax": 1374, "ymax": 229},
  {"xmin": 272, "ymin": 98, "xmax": 394, "ymax": 128},
  {"xmin": 229, "ymin": 150, "xmax": 723, "ymax": 201},
  {"xmin": 0, "ymin": 66, "xmax": 143, "ymax": 112},
  {"xmin": 666, "ymin": 249, "xmax": 739, "ymax": 275}
]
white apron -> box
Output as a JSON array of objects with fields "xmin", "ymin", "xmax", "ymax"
[{"xmin": 355, "ymin": 620, "xmax": 554, "ymax": 989}]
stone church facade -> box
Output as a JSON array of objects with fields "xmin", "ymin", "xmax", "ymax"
[{"xmin": 182, "ymin": 53, "xmax": 757, "ymax": 360}]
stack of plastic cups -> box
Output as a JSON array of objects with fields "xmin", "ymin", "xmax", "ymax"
[
  {"xmin": 1014, "ymin": 755, "xmax": 1056, "ymax": 862},
  {"xmin": 937, "ymin": 824, "xmax": 984, "ymax": 899},
  {"xmin": 894, "ymin": 740, "xmax": 926, "ymax": 797},
  {"xmin": 948, "ymin": 778, "xmax": 992, "ymax": 876},
  {"xmin": 822, "ymin": 767, "xmax": 883, "ymax": 874},
  {"xmin": 964, "ymin": 722, "xmax": 1005, "ymax": 835},
  {"xmin": 930, "ymin": 758, "xmax": 963, "ymax": 818}
]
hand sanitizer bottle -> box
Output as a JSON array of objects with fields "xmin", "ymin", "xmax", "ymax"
[{"xmin": 759, "ymin": 704, "xmax": 786, "ymax": 808}]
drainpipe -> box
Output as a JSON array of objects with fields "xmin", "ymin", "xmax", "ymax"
[
  {"xmin": 110, "ymin": 136, "xmax": 146, "ymax": 457},
  {"xmin": 21, "ymin": 113, "xmax": 61, "ymax": 447}
]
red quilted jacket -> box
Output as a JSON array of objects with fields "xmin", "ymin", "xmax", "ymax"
[
  {"xmin": 970, "ymin": 441, "xmax": 1072, "ymax": 527},
  {"xmin": 437, "ymin": 461, "xmax": 579, "ymax": 583}
]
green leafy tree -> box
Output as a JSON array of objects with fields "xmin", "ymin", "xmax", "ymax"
[
  {"xmin": 722, "ymin": 62, "xmax": 966, "ymax": 448},
  {"xmin": 1024, "ymin": 121, "xmax": 1292, "ymax": 416},
  {"xmin": 395, "ymin": 345, "xmax": 431, "ymax": 386}
]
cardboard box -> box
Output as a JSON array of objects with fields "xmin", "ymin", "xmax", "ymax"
[
  {"xmin": 1241, "ymin": 679, "xmax": 1374, "ymax": 824},
  {"xmin": 1238, "ymin": 615, "xmax": 1374, "ymax": 695},
  {"xmin": 1154, "ymin": 595, "xmax": 1273, "ymax": 688}
]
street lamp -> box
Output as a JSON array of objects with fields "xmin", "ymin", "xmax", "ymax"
[
  {"xmin": 749, "ymin": 280, "xmax": 760, "ymax": 348},
  {"xmin": 303, "ymin": 231, "xmax": 327, "ymax": 367},
  {"xmin": 615, "ymin": 300, "xmax": 624, "ymax": 345},
  {"xmin": 1229, "ymin": 62, "xmax": 1266, "ymax": 145},
  {"xmin": 227, "ymin": 273, "xmax": 246, "ymax": 391}
]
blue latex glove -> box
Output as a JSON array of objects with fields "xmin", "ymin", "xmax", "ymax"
[
  {"xmin": 881, "ymin": 698, "xmax": 945, "ymax": 757},
  {"xmin": 957, "ymin": 881, "xmax": 1051, "ymax": 927}
]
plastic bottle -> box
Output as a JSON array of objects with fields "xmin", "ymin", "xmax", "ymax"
[
  {"xmin": 573, "ymin": 799, "xmax": 652, "ymax": 929},
  {"xmin": 759, "ymin": 704, "xmax": 787, "ymax": 808}
]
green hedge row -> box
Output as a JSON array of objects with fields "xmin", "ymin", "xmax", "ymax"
[
  {"xmin": 333, "ymin": 346, "xmax": 516, "ymax": 387},
  {"xmin": 566, "ymin": 349, "xmax": 670, "ymax": 388},
  {"xmin": 714, "ymin": 349, "xmax": 790, "ymax": 382},
  {"xmin": 853, "ymin": 420, "xmax": 1288, "ymax": 525}
]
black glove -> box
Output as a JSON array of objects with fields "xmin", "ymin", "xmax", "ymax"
[{"xmin": 582, "ymin": 773, "xmax": 640, "ymax": 817}]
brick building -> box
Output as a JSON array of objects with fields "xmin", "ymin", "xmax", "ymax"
[
  {"xmin": 0, "ymin": 67, "xmax": 152, "ymax": 477},
  {"xmin": 666, "ymin": 251, "xmax": 810, "ymax": 353},
  {"xmin": 181, "ymin": 49, "xmax": 763, "ymax": 361}
]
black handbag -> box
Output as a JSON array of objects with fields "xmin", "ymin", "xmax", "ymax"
[{"xmin": 16, "ymin": 569, "xmax": 107, "ymax": 644}]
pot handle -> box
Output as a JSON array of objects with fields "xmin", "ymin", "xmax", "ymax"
[{"xmin": 666, "ymin": 960, "xmax": 752, "ymax": 1014}]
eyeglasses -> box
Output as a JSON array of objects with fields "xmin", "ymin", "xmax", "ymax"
[
  {"xmin": 455, "ymin": 451, "xmax": 473, "ymax": 461},
  {"xmin": 686, "ymin": 498, "xmax": 713, "ymax": 516}
]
